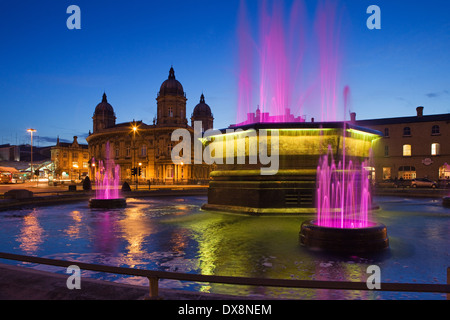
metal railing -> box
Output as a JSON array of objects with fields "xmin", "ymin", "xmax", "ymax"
[{"xmin": 0, "ymin": 252, "xmax": 449, "ymax": 299}]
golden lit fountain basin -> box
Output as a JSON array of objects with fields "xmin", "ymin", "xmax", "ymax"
[{"xmin": 201, "ymin": 122, "xmax": 381, "ymax": 215}]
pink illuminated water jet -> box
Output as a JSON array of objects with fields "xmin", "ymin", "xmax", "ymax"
[
  {"xmin": 316, "ymin": 146, "xmax": 373, "ymax": 229},
  {"xmin": 236, "ymin": 0, "xmax": 345, "ymax": 125},
  {"xmin": 93, "ymin": 141, "xmax": 121, "ymax": 200}
]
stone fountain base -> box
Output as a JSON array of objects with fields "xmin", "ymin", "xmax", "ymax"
[
  {"xmin": 443, "ymin": 197, "xmax": 450, "ymax": 208},
  {"xmin": 89, "ymin": 198, "xmax": 127, "ymax": 209},
  {"xmin": 299, "ymin": 220, "xmax": 389, "ymax": 253}
]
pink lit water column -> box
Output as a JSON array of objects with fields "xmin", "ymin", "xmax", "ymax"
[
  {"xmin": 93, "ymin": 142, "xmax": 121, "ymax": 200},
  {"xmin": 316, "ymin": 146, "xmax": 373, "ymax": 229}
]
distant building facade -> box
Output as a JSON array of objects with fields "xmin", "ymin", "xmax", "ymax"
[
  {"xmin": 353, "ymin": 106, "xmax": 450, "ymax": 183},
  {"xmin": 51, "ymin": 136, "xmax": 89, "ymax": 180},
  {"xmin": 0, "ymin": 144, "xmax": 20, "ymax": 162},
  {"xmin": 86, "ymin": 67, "xmax": 214, "ymax": 184}
]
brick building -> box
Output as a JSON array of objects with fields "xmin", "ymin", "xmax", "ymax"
[{"xmin": 353, "ymin": 106, "xmax": 450, "ymax": 184}]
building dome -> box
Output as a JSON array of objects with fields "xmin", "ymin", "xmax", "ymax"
[
  {"xmin": 95, "ymin": 93, "xmax": 114, "ymax": 114},
  {"xmin": 193, "ymin": 94, "xmax": 212, "ymax": 117},
  {"xmin": 159, "ymin": 67, "xmax": 184, "ymax": 97}
]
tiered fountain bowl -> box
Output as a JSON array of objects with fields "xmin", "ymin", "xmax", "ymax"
[
  {"xmin": 443, "ymin": 197, "xmax": 450, "ymax": 208},
  {"xmin": 89, "ymin": 198, "xmax": 127, "ymax": 209},
  {"xmin": 299, "ymin": 220, "xmax": 389, "ymax": 253}
]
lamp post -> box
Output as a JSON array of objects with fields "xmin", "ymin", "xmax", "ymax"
[
  {"xmin": 27, "ymin": 128, "xmax": 36, "ymax": 181},
  {"xmin": 131, "ymin": 121, "xmax": 138, "ymax": 188}
]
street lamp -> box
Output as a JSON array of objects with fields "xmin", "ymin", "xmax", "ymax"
[
  {"xmin": 27, "ymin": 128, "xmax": 36, "ymax": 181},
  {"xmin": 130, "ymin": 120, "xmax": 139, "ymax": 186}
]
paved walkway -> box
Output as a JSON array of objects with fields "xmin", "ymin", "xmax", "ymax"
[{"xmin": 0, "ymin": 263, "xmax": 251, "ymax": 300}]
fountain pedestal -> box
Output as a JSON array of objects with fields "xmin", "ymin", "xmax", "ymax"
[
  {"xmin": 299, "ymin": 220, "xmax": 389, "ymax": 253},
  {"xmin": 89, "ymin": 198, "xmax": 127, "ymax": 209},
  {"xmin": 443, "ymin": 197, "xmax": 450, "ymax": 208}
]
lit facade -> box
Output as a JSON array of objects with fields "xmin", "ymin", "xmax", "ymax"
[
  {"xmin": 51, "ymin": 136, "xmax": 90, "ymax": 181},
  {"xmin": 353, "ymin": 106, "xmax": 450, "ymax": 183}
]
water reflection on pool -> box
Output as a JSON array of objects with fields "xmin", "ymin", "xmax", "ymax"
[{"xmin": 0, "ymin": 196, "xmax": 448, "ymax": 299}]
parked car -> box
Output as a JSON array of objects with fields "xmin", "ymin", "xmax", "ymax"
[
  {"xmin": 411, "ymin": 178, "xmax": 437, "ymax": 188},
  {"xmin": 375, "ymin": 179, "xmax": 398, "ymax": 188}
]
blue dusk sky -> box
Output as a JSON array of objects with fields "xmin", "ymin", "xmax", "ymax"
[{"xmin": 0, "ymin": 0, "xmax": 449, "ymax": 146}]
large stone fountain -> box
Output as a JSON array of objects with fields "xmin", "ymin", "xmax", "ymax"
[{"xmin": 202, "ymin": 121, "xmax": 381, "ymax": 215}]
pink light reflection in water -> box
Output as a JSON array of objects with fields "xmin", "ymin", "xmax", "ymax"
[
  {"xmin": 93, "ymin": 141, "xmax": 121, "ymax": 200},
  {"xmin": 316, "ymin": 146, "xmax": 373, "ymax": 229}
]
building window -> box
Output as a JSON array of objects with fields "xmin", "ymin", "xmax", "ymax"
[
  {"xmin": 384, "ymin": 128, "xmax": 389, "ymax": 137},
  {"xmin": 439, "ymin": 164, "xmax": 450, "ymax": 180},
  {"xmin": 398, "ymin": 166, "xmax": 416, "ymax": 180},
  {"xmin": 115, "ymin": 148, "xmax": 120, "ymax": 158},
  {"xmin": 83, "ymin": 153, "xmax": 89, "ymax": 159},
  {"xmin": 83, "ymin": 162, "xmax": 89, "ymax": 168},
  {"xmin": 403, "ymin": 127, "xmax": 411, "ymax": 136},
  {"xmin": 168, "ymin": 107, "xmax": 173, "ymax": 117},
  {"xmin": 166, "ymin": 165, "xmax": 174, "ymax": 178},
  {"xmin": 141, "ymin": 144, "xmax": 147, "ymax": 157},
  {"xmin": 403, "ymin": 144, "xmax": 411, "ymax": 157},
  {"xmin": 73, "ymin": 152, "xmax": 78, "ymax": 159},
  {"xmin": 384, "ymin": 145, "xmax": 389, "ymax": 157},
  {"xmin": 382, "ymin": 167, "xmax": 391, "ymax": 180},
  {"xmin": 63, "ymin": 153, "xmax": 68, "ymax": 158},
  {"xmin": 431, "ymin": 143, "xmax": 440, "ymax": 156},
  {"xmin": 126, "ymin": 145, "xmax": 131, "ymax": 157},
  {"xmin": 431, "ymin": 125, "xmax": 440, "ymax": 135}
]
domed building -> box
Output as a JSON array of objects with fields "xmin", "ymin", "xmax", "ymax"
[
  {"xmin": 92, "ymin": 93, "xmax": 116, "ymax": 133},
  {"xmin": 191, "ymin": 93, "xmax": 214, "ymax": 131},
  {"xmin": 86, "ymin": 67, "xmax": 213, "ymax": 184}
]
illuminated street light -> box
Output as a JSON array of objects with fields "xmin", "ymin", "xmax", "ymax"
[{"xmin": 27, "ymin": 128, "xmax": 36, "ymax": 181}]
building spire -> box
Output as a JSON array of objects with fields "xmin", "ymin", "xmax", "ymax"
[
  {"xmin": 169, "ymin": 66, "xmax": 175, "ymax": 79},
  {"xmin": 200, "ymin": 93, "xmax": 205, "ymax": 103},
  {"xmin": 102, "ymin": 92, "xmax": 107, "ymax": 102}
]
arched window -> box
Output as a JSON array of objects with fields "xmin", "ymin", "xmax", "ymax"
[
  {"xmin": 431, "ymin": 125, "xmax": 440, "ymax": 135},
  {"xmin": 403, "ymin": 127, "xmax": 411, "ymax": 136},
  {"xmin": 431, "ymin": 143, "xmax": 440, "ymax": 156},
  {"xmin": 403, "ymin": 144, "xmax": 412, "ymax": 156},
  {"xmin": 398, "ymin": 166, "xmax": 416, "ymax": 180},
  {"xmin": 439, "ymin": 164, "xmax": 450, "ymax": 179}
]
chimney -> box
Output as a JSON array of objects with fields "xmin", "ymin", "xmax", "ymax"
[
  {"xmin": 416, "ymin": 106, "xmax": 424, "ymax": 117},
  {"xmin": 350, "ymin": 112, "xmax": 356, "ymax": 123},
  {"xmin": 311, "ymin": 117, "xmax": 315, "ymax": 123}
]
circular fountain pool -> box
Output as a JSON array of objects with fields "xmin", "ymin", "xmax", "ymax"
[{"xmin": 0, "ymin": 196, "xmax": 448, "ymax": 299}]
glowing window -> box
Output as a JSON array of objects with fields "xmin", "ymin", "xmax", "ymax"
[
  {"xmin": 403, "ymin": 144, "xmax": 411, "ymax": 156},
  {"xmin": 431, "ymin": 143, "xmax": 440, "ymax": 156}
]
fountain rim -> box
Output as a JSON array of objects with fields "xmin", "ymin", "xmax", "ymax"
[
  {"xmin": 301, "ymin": 219, "xmax": 386, "ymax": 231},
  {"xmin": 221, "ymin": 121, "xmax": 383, "ymax": 136}
]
